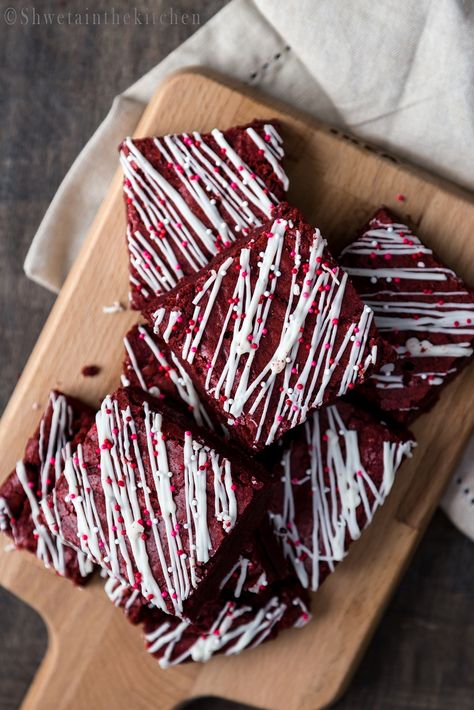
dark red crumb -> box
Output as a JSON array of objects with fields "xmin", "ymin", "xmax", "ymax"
[{"xmin": 81, "ymin": 365, "xmax": 101, "ymax": 377}]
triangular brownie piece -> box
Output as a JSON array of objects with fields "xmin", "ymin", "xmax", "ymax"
[
  {"xmin": 0, "ymin": 391, "xmax": 95, "ymax": 584},
  {"xmin": 148, "ymin": 203, "xmax": 392, "ymax": 450},
  {"xmin": 121, "ymin": 119, "xmax": 289, "ymax": 310},
  {"xmin": 339, "ymin": 207, "xmax": 474, "ymax": 423},
  {"xmin": 270, "ymin": 400, "xmax": 415, "ymax": 591}
]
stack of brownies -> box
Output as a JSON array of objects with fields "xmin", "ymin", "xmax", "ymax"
[{"xmin": 2, "ymin": 119, "xmax": 474, "ymax": 668}]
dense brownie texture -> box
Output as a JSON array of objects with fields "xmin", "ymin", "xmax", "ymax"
[
  {"xmin": 105, "ymin": 525, "xmax": 310, "ymax": 667},
  {"xmin": 339, "ymin": 207, "xmax": 474, "ymax": 423},
  {"xmin": 148, "ymin": 202, "xmax": 392, "ymax": 450},
  {"xmin": 0, "ymin": 391, "xmax": 95, "ymax": 584},
  {"xmin": 122, "ymin": 323, "xmax": 217, "ymax": 431},
  {"xmin": 45, "ymin": 387, "xmax": 270, "ymax": 620},
  {"xmin": 269, "ymin": 400, "xmax": 416, "ymax": 591},
  {"xmin": 121, "ymin": 119, "xmax": 289, "ymax": 310}
]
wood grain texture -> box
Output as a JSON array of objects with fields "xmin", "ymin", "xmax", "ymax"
[{"xmin": 0, "ymin": 70, "xmax": 473, "ymax": 710}]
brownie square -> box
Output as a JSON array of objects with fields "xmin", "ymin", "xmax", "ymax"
[
  {"xmin": 121, "ymin": 119, "xmax": 289, "ymax": 310},
  {"xmin": 46, "ymin": 387, "xmax": 270, "ymax": 620},
  {"xmin": 148, "ymin": 202, "xmax": 392, "ymax": 450},
  {"xmin": 269, "ymin": 400, "xmax": 415, "ymax": 591},
  {"xmin": 339, "ymin": 207, "xmax": 474, "ymax": 423},
  {"xmin": 0, "ymin": 391, "xmax": 95, "ymax": 584}
]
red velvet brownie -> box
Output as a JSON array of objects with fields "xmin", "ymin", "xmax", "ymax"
[
  {"xmin": 104, "ymin": 527, "xmax": 284, "ymax": 625},
  {"xmin": 105, "ymin": 529, "xmax": 310, "ymax": 667},
  {"xmin": 122, "ymin": 323, "xmax": 216, "ymax": 431},
  {"xmin": 339, "ymin": 208, "xmax": 474, "ymax": 423},
  {"xmin": 45, "ymin": 387, "xmax": 270, "ymax": 619},
  {"xmin": 270, "ymin": 400, "xmax": 415, "ymax": 591},
  {"xmin": 0, "ymin": 391, "xmax": 95, "ymax": 584},
  {"xmin": 121, "ymin": 119, "xmax": 289, "ymax": 310},
  {"xmin": 143, "ymin": 582, "xmax": 310, "ymax": 667},
  {"xmin": 148, "ymin": 203, "xmax": 392, "ymax": 450}
]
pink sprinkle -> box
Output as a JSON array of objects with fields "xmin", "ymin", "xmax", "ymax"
[
  {"xmin": 355, "ymin": 340, "xmax": 361, "ymax": 347},
  {"xmin": 324, "ymin": 342, "xmax": 331, "ymax": 350}
]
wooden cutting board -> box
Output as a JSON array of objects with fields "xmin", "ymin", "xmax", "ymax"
[{"xmin": 1, "ymin": 70, "xmax": 473, "ymax": 710}]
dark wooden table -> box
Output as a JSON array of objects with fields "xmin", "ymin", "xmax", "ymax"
[{"xmin": 0, "ymin": 2, "xmax": 472, "ymax": 708}]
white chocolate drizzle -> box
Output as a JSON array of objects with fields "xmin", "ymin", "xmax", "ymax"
[
  {"xmin": 123, "ymin": 325, "xmax": 214, "ymax": 430},
  {"xmin": 154, "ymin": 218, "xmax": 379, "ymax": 446},
  {"xmin": 146, "ymin": 594, "xmax": 311, "ymax": 668},
  {"xmin": 340, "ymin": 216, "xmax": 474, "ymax": 409},
  {"xmin": 1, "ymin": 392, "xmax": 93, "ymax": 579},
  {"xmin": 52, "ymin": 394, "xmax": 239, "ymax": 617},
  {"xmin": 270, "ymin": 404, "xmax": 415, "ymax": 590},
  {"xmin": 121, "ymin": 123, "xmax": 288, "ymax": 302}
]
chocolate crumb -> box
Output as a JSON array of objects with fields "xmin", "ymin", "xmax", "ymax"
[{"xmin": 82, "ymin": 365, "xmax": 101, "ymax": 377}]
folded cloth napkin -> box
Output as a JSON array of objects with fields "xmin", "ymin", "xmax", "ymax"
[{"xmin": 23, "ymin": 0, "xmax": 474, "ymax": 540}]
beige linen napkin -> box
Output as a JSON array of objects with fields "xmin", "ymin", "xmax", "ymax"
[{"xmin": 23, "ymin": 0, "xmax": 474, "ymax": 539}]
